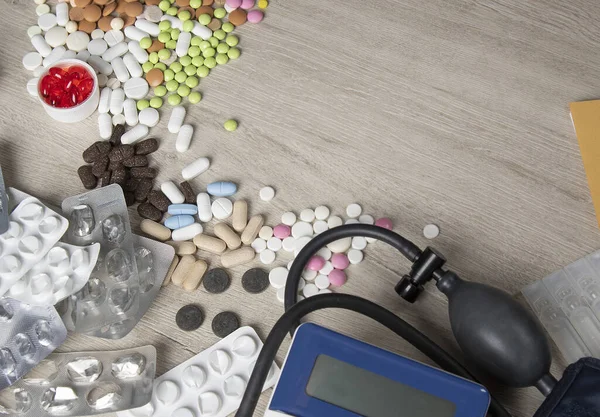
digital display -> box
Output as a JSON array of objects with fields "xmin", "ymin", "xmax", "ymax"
[{"xmin": 306, "ymin": 355, "xmax": 457, "ymax": 417}]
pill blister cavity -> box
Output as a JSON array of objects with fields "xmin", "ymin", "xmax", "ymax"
[
  {"xmin": 41, "ymin": 387, "xmax": 78, "ymax": 414},
  {"xmin": 19, "ymin": 203, "xmax": 44, "ymax": 222},
  {"xmin": 232, "ymin": 335, "xmax": 257, "ymax": 358},
  {"xmin": 22, "ymin": 360, "xmax": 58, "ymax": 384},
  {"xmin": 38, "ymin": 216, "xmax": 60, "ymax": 235},
  {"xmin": 209, "ymin": 349, "xmax": 231, "ymax": 375},
  {"xmin": 70, "ymin": 205, "xmax": 95, "ymax": 237},
  {"xmin": 108, "ymin": 286, "xmax": 137, "ymax": 314},
  {"xmin": 0, "ymin": 388, "xmax": 32, "ymax": 415},
  {"xmin": 5, "ymin": 222, "xmax": 23, "ymax": 241},
  {"xmin": 182, "ymin": 364, "xmax": 206, "ymax": 388},
  {"xmin": 34, "ymin": 319, "xmax": 54, "ymax": 346},
  {"xmin": 223, "ymin": 374, "xmax": 246, "ymax": 398},
  {"xmin": 129, "ymin": 402, "xmax": 154, "ymax": 417},
  {"xmin": 104, "ymin": 319, "xmax": 134, "ymax": 336},
  {"xmin": 67, "ymin": 357, "xmax": 103, "ymax": 383},
  {"xmin": 47, "ymin": 247, "xmax": 70, "ymax": 271},
  {"xmin": 0, "ymin": 255, "xmax": 21, "ymax": 274},
  {"xmin": 18, "ymin": 236, "xmax": 42, "ymax": 256},
  {"xmin": 102, "ymin": 214, "xmax": 127, "ymax": 245},
  {"xmin": 106, "ymin": 248, "xmax": 133, "ymax": 282},
  {"xmin": 87, "ymin": 381, "xmax": 123, "ymax": 410},
  {"xmin": 0, "ymin": 349, "xmax": 17, "ymax": 375},
  {"xmin": 198, "ymin": 391, "xmax": 222, "ymax": 416},
  {"xmin": 0, "ymin": 300, "xmax": 14, "ymax": 322},
  {"xmin": 30, "ymin": 273, "xmax": 53, "ymax": 299},
  {"xmin": 14, "ymin": 334, "xmax": 35, "ymax": 359},
  {"xmin": 79, "ymin": 277, "xmax": 107, "ymax": 306},
  {"xmin": 134, "ymin": 246, "xmax": 154, "ymax": 292},
  {"xmin": 173, "ymin": 407, "xmax": 195, "ymax": 417},
  {"xmin": 70, "ymin": 248, "xmax": 89, "ymax": 272},
  {"xmin": 112, "ymin": 353, "xmax": 146, "ymax": 379},
  {"xmin": 156, "ymin": 380, "xmax": 180, "ymax": 405}
]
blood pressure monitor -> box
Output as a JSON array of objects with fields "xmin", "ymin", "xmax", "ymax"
[{"xmin": 265, "ymin": 323, "xmax": 490, "ymax": 417}]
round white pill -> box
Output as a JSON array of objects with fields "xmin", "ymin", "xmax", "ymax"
[
  {"xmin": 260, "ymin": 249, "xmax": 276, "ymax": 265},
  {"xmin": 91, "ymin": 29, "xmax": 105, "ymax": 40},
  {"xmin": 65, "ymin": 21, "xmax": 78, "ymax": 34},
  {"xmin": 300, "ymin": 209, "xmax": 315, "ymax": 222},
  {"xmin": 352, "ymin": 237, "xmax": 367, "ymax": 250},
  {"xmin": 27, "ymin": 26, "xmax": 42, "ymax": 38},
  {"xmin": 112, "ymin": 114, "xmax": 126, "ymax": 125},
  {"xmin": 423, "ymin": 224, "xmax": 440, "ymax": 239},
  {"xmin": 303, "ymin": 283, "xmax": 319, "ymax": 298},
  {"xmin": 315, "ymin": 274, "xmax": 330, "ymax": 290},
  {"xmin": 281, "ymin": 212, "xmax": 296, "ymax": 226},
  {"xmin": 346, "ymin": 203, "xmax": 362, "ymax": 218},
  {"xmin": 251, "ymin": 238, "xmax": 267, "ymax": 253},
  {"xmin": 348, "ymin": 249, "xmax": 364, "ymax": 264},
  {"xmin": 22, "ymin": 52, "xmax": 42, "ymax": 71},
  {"xmin": 97, "ymin": 73, "xmax": 108, "ymax": 87},
  {"xmin": 267, "ymin": 237, "xmax": 282, "ymax": 252},
  {"xmin": 258, "ymin": 226, "xmax": 273, "ymax": 240},
  {"xmin": 36, "ymin": 4, "xmax": 50, "ymax": 16},
  {"xmin": 313, "ymin": 220, "xmax": 328, "ymax": 235},
  {"xmin": 111, "ymin": 18, "xmax": 125, "ymax": 31},
  {"xmin": 38, "ymin": 13, "xmax": 57, "ymax": 31},
  {"xmin": 259, "ymin": 186, "xmax": 275, "ymax": 201},
  {"xmin": 33, "ymin": 66, "xmax": 46, "ymax": 77},
  {"xmin": 276, "ymin": 287, "xmax": 285, "ymax": 303},
  {"xmin": 269, "ymin": 267, "xmax": 287, "ymax": 289},
  {"xmin": 144, "ymin": 5, "xmax": 164, "ymax": 22},
  {"xmin": 44, "ymin": 26, "xmax": 67, "ymax": 47},
  {"xmin": 106, "ymin": 77, "xmax": 121, "ymax": 89},
  {"xmin": 139, "ymin": 107, "xmax": 160, "ymax": 127},
  {"xmin": 282, "ymin": 236, "xmax": 295, "ymax": 252},
  {"xmin": 319, "ymin": 261, "xmax": 333, "ymax": 275},
  {"xmin": 211, "ymin": 198, "xmax": 233, "ymax": 220},
  {"xmin": 316, "ymin": 247, "xmax": 332, "ymax": 261},
  {"xmin": 104, "ymin": 30, "xmax": 125, "ymax": 47},
  {"xmin": 34, "ymin": 0, "xmax": 46, "ymax": 5},
  {"xmin": 291, "ymin": 222, "xmax": 313, "ymax": 239},
  {"xmin": 124, "ymin": 77, "xmax": 149, "ymax": 99},
  {"xmin": 345, "ymin": 218, "xmax": 359, "ymax": 225},
  {"xmin": 359, "ymin": 214, "xmax": 375, "ymax": 224},
  {"xmin": 66, "ymin": 31, "xmax": 90, "ymax": 52},
  {"xmin": 303, "ymin": 269, "xmax": 317, "ymax": 281},
  {"xmin": 27, "ymin": 78, "xmax": 40, "ymax": 96},
  {"xmin": 314, "ymin": 206, "xmax": 330, "ymax": 220},
  {"xmin": 87, "ymin": 38, "xmax": 108, "ymax": 55},
  {"xmin": 327, "ymin": 215, "xmax": 343, "ymax": 228},
  {"xmin": 294, "ymin": 236, "xmax": 312, "ymax": 256},
  {"xmin": 328, "ymin": 237, "xmax": 352, "ymax": 253}
]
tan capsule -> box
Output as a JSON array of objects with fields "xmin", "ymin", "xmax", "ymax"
[
  {"xmin": 241, "ymin": 215, "xmax": 264, "ymax": 245},
  {"xmin": 221, "ymin": 247, "xmax": 255, "ymax": 268},
  {"xmin": 167, "ymin": 240, "xmax": 197, "ymax": 255},
  {"xmin": 140, "ymin": 219, "xmax": 171, "ymax": 241},
  {"xmin": 193, "ymin": 234, "xmax": 227, "ymax": 254},
  {"xmin": 214, "ymin": 222, "xmax": 241, "ymax": 250},
  {"xmin": 182, "ymin": 260, "xmax": 208, "ymax": 292},
  {"xmin": 162, "ymin": 256, "xmax": 179, "ymax": 286},
  {"xmin": 232, "ymin": 200, "xmax": 248, "ymax": 232},
  {"xmin": 170, "ymin": 254, "xmax": 195, "ymax": 286}
]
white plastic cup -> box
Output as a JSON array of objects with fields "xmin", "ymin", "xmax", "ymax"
[{"xmin": 37, "ymin": 59, "xmax": 99, "ymax": 123}]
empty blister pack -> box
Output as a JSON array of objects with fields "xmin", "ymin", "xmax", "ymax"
[
  {"xmin": 0, "ymin": 197, "xmax": 69, "ymax": 296},
  {"xmin": 61, "ymin": 185, "xmax": 140, "ymax": 333},
  {"xmin": 0, "ymin": 298, "xmax": 67, "ymax": 391},
  {"xmin": 0, "ymin": 166, "xmax": 8, "ymax": 235},
  {"xmin": 2, "ymin": 345, "xmax": 156, "ymax": 416},
  {"xmin": 118, "ymin": 327, "xmax": 280, "ymax": 417}
]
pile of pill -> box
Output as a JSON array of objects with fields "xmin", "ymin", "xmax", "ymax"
[{"xmin": 39, "ymin": 63, "xmax": 94, "ymax": 107}]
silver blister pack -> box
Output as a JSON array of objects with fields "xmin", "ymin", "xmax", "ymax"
[
  {"xmin": 2, "ymin": 345, "xmax": 156, "ymax": 416},
  {"xmin": 0, "ymin": 298, "xmax": 67, "ymax": 391},
  {"xmin": 61, "ymin": 185, "xmax": 140, "ymax": 333}
]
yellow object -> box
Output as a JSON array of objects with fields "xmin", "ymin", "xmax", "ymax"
[
  {"xmin": 570, "ymin": 99, "xmax": 600, "ymax": 228},
  {"xmin": 258, "ymin": 0, "xmax": 268, "ymax": 8}
]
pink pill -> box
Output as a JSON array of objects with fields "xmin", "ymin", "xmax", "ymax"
[
  {"xmin": 328, "ymin": 269, "xmax": 347, "ymax": 287},
  {"xmin": 226, "ymin": 0, "xmax": 242, "ymax": 8},
  {"xmin": 307, "ymin": 255, "xmax": 326, "ymax": 271},
  {"xmin": 247, "ymin": 10, "xmax": 264, "ymax": 23},
  {"xmin": 273, "ymin": 224, "xmax": 291, "ymax": 239},
  {"xmin": 331, "ymin": 253, "xmax": 349, "ymax": 270},
  {"xmin": 240, "ymin": 0, "xmax": 255, "ymax": 9},
  {"xmin": 375, "ymin": 217, "xmax": 393, "ymax": 230}
]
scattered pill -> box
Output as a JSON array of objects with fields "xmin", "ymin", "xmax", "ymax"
[
  {"xmin": 56, "ymin": 2, "xmax": 69, "ymax": 25},
  {"xmin": 259, "ymin": 226, "xmax": 273, "ymax": 240},
  {"xmin": 314, "ymin": 206, "xmax": 330, "ymax": 220},
  {"xmin": 23, "ymin": 52, "xmax": 43, "ymax": 71},
  {"xmin": 259, "ymin": 186, "xmax": 275, "ymax": 201},
  {"xmin": 27, "ymin": 25, "xmax": 43, "ymax": 38},
  {"xmin": 98, "ymin": 113, "xmax": 112, "ymax": 139},
  {"xmin": 179, "ymin": 181, "xmax": 196, "ymax": 204},
  {"xmin": 327, "ymin": 215, "xmax": 343, "ymax": 228},
  {"xmin": 281, "ymin": 236, "xmax": 295, "ymax": 252},
  {"xmin": 302, "ymin": 283, "xmax": 319, "ymax": 298},
  {"xmin": 346, "ymin": 203, "xmax": 362, "ymax": 218},
  {"xmin": 88, "ymin": 55, "xmax": 113, "ymax": 75},
  {"xmin": 203, "ymin": 268, "xmax": 230, "ymax": 294},
  {"xmin": 247, "ymin": 9, "xmax": 263, "ymax": 23},
  {"xmin": 251, "ymin": 238, "xmax": 266, "ymax": 253},
  {"xmin": 97, "ymin": 73, "xmax": 108, "ymax": 87},
  {"xmin": 221, "ymin": 247, "xmax": 255, "ymax": 268},
  {"xmin": 232, "ymin": 200, "xmax": 248, "ymax": 232},
  {"xmin": 78, "ymin": 165, "xmax": 97, "ymax": 189},
  {"xmin": 148, "ymin": 190, "xmax": 171, "ymax": 211},
  {"xmin": 307, "ymin": 255, "xmax": 326, "ymax": 271},
  {"xmin": 314, "ymin": 274, "xmax": 330, "ymax": 290},
  {"xmin": 211, "ymin": 197, "xmax": 233, "ymax": 220},
  {"xmin": 128, "ymin": 40, "xmax": 148, "ymax": 63},
  {"xmin": 351, "ymin": 237, "xmax": 367, "ymax": 250},
  {"xmin": 359, "ymin": 214, "xmax": 375, "ymax": 224},
  {"xmin": 423, "ymin": 224, "xmax": 440, "ymax": 239},
  {"xmin": 141, "ymin": 219, "xmax": 171, "ymax": 241},
  {"xmin": 165, "ymin": 215, "xmax": 195, "ymax": 230},
  {"xmin": 281, "ymin": 211, "xmax": 296, "ymax": 226},
  {"xmin": 176, "ymin": 304, "xmax": 204, "ymax": 331},
  {"xmin": 42, "ymin": 45, "xmax": 66, "ymax": 67},
  {"xmin": 123, "ymin": 77, "xmax": 149, "ymax": 99},
  {"xmin": 268, "ymin": 267, "xmax": 287, "ymax": 289},
  {"xmin": 197, "ymin": 192, "xmax": 213, "ymax": 222},
  {"xmin": 207, "ymin": 181, "xmax": 237, "ymax": 197},
  {"xmin": 168, "ymin": 106, "xmax": 186, "ymax": 133},
  {"xmin": 319, "ymin": 261, "xmax": 333, "ymax": 276},
  {"xmin": 135, "ymin": 138, "xmax": 159, "ymax": 155},
  {"xmin": 223, "ymin": 119, "xmax": 238, "ymax": 131},
  {"xmin": 172, "ymin": 223, "xmax": 203, "ymax": 241},
  {"xmin": 375, "ymin": 217, "xmax": 393, "ymax": 230},
  {"xmin": 313, "ymin": 220, "xmax": 328, "ymax": 235},
  {"xmin": 267, "ymin": 237, "xmax": 282, "ymax": 252},
  {"xmin": 123, "ymin": 98, "xmax": 138, "ymax": 126},
  {"xmin": 169, "ymin": 204, "xmax": 198, "ymax": 216},
  {"xmin": 162, "ymin": 181, "xmax": 185, "ymax": 204},
  {"xmin": 241, "ymin": 268, "xmax": 268, "ymax": 294},
  {"xmin": 273, "ymin": 224, "xmax": 290, "ymax": 239},
  {"xmin": 31, "ymin": 34, "xmax": 52, "ymax": 57},
  {"xmin": 241, "ymin": 215, "xmax": 264, "ymax": 245},
  {"xmin": 176, "ymin": 124, "xmax": 194, "ymax": 152},
  {"xmin": 291, "ymin": 221, "xmax": 313, "ymax": 239},
  {"xmin": 121, "ymin": 124, "xmax": 149, "ymax": 145},
  {"xmin": 38, "ymin": 13, "xmax": 58, "ymax": 31},
  {"xmin": 139, "ymin": 107, "xmax": 160, "ymax": 127},
  {"xmin": 300, "ymin": 209, "xmax": 315, "ymax": 222},
  {"xmin": 214, "ymin": 222, "xmax": 242, "ymax": 250},
  {"xmin": 171, "ymin": 255, "xmax": 196, "ymax": 286},
  {"xmin": 260, "ymin": 249, "xmax": 275, "ymax": 265},
  {"xmin": 44, "ymin": 26, "xmax": 68, "ymax": 47},
  {"xmin": 163, "ymin": 256, "xmax": 180, "ymax": 286},
  {"xmin": 212, "ymin": 311, "xmax": 240, "ymax": 338},
  {"xmin": 347, "ymin": 249, "xmax": 364, "ymax": 264},
  {"xmin": 328, "ymin": 269, "xmax": 347, "ymax": 287},
  {"xmin": 193, "ymin": 234, "xmax": 227, "ymax": 254},
  {"xmin": 27, "ymin": 78, "xmax": 39, "ymax": 96},
  {"xmin": 331, "ymin": 253, "xmax": 350, "ymax": 270},
  {"xmin": 123, "ymin": 52, "xmax": 143, "ymax": 77}
]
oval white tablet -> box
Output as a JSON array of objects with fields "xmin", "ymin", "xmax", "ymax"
[
  {"xmin": 22, "ymin": 52, "xmax": 42, "ymax": 71},
  {"xmin": 44, "ymin": 26, "xmax": 68, "ymax": 47},
  {"xmin": 88, "ymin": 38, "xmax": 108, "ymax": 56},
  {"xmin": 182, "ymin": 157, "xmax": 209, "ymax": 180},
  {"xmin": 123, "ymin": 77, "xmax": 149, "ymax": 99},
  {"xmin": 138, "ymin": 107, "xmax": 159, "ymax": 127}
]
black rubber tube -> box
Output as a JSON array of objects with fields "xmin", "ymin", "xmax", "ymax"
[{"xmin": 234, "ymin": 294, "xmax": 512, "ymax": 417}]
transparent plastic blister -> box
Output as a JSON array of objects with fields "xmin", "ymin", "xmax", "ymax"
[
  {"xmin": 0, "ymin": 297, "xmax": 67, "ymax": 391},
  {"xmin": 118, "ymin": 327, "xmax": 280, "ymax": 417},
  {"xmin": 2, "ymin": 345, "xmax": 156, "ymax": 416},
  {"xmin": 0, "ymin": 197, "xmax": 69, "ymax": 295},
  {"xmin": 0, "ymin": 166, "xmax": 8, "ymax": 235},
  {"xmin": 61, "ymin": 185, "xmax": 140, "ymax": 333}
]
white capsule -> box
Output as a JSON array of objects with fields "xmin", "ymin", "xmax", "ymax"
[
  {"xmin": 102, "ymin": 42, "xmax": 128, "ymax": 62},
  {"xmin": 111, "ymin": 57, "xmax": 130, "ymax": 83},
  {"xmin": 56, "ymin": 2, "xmax": 69, "ymax": 26},
  {"xmin": 172, "ymin": 223, "xmax": 203, "ymax": 241},
  {"xmin": 124, "ymin": 26, "xmax": 149, "ymax": 42},
  {"xmin": 97, "ymin": 73, "xmax": 108, "ymax": 87},
  {"xmin": 121, "ymin": 124, "xmax": 149, "ymax": 145},
  {"xmin": 98, "ymin": 87, "xmax": 111, "ymax": 113},
  {"xmin": 98, "ymin": 113, "xmax": 113, "ymax": 140},
  {"xmin": 87, "ymin": 55, "xmax": 113, "ymax": 75},
  {"xmin": 109, "ymin": 88, "xmax": 125, "ymax": 115},
  {"xmin": 168, "ymin": 106, "xmax": 186, "ymax": 133},
  {"xmin": 162, "ymin": 181, "xmax": 185, "ymax": 204},
  {"xmin": 176, "ymin": 124, "xmax": 194, "ymax": 153},
  {"xmin": 196, "ymin": 192, "xmax": 212, "ymax": 222},
  {"xmin": 182, "ymin": 157, "xmax": 209, "ymax": 181},
  {"xmin": 123, "ymin": 99, "xmax": 138, "ymax": 126},
  {"xmin": 27, "ymin": 26, "xmax": 42, "ymax": 38},
  {"xmin": 42, "ymin": 46, "xmax": 65, "ymax": 67},
  {"xmin": 106, "ymin": 77, "xmax": 120, "ymax": 89},
  {"xmin": 65, "ymin": 21, "xmax": 78, "ymax": 34},
  {"xmin": 122, "ymin": 53, "xmax": 143, "ymax": 77},
  {"xmin": 75, "ymin": 50, "xmax": 90, "ymax": 62},
  {"xmin": 135, "ymin": 19, "xmax": 160, "ymax": 36},
  {"xmin": 31, "ymin": 34, "xmax": 52, "ymax": 57},
  {"xmin": 104, "ymin": 29, "xmax": 125, "ymax": 47},
  {"xmin": 192, "ymin": 21, "xmax": 212, "ymax": 40},
  {"xmin": 138, "ymin": 107, "xmax": 159, "ymax": 127},
  {"xmin": 128, "ymin": 41, "xmax": 148, "ymax": 64},
  {"xmin": 176, "ymin": 31, "xmax": 191, "ymax": 57},
  {"xmin": 160, "ymin": 15, "xmax": 182, "ymax": 30}
]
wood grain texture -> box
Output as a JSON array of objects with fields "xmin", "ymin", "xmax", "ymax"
[{"xmin": 1, "ymin": 0, "xmax": 599, "ymax": 415}]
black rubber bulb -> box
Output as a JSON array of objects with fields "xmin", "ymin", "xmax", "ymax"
[{"xmin": 437, "ymin": 271, "xmax": 554, "ymax": 392}]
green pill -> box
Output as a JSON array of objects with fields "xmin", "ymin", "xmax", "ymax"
[
  {"xmin": 190, "ymin": 0, "xmax": 201, "ymax": 7},
  {"xmin": 175, "ymin": 71, "xmax": 188, "ymax": 83},
  {"xmin": 180, "ymin": 55, "xmax": 192, "ymax": 66},
  {"xmin": 139, "ymin": 37, "xmax": 152, "ymax": 49},
  {"xmin": 209, "ymin": 37, "xmax": 219, "ymax": 48},
  {"xmin": 224, "ymin": 119, "xmax": 238, "ymax": 132},
  {"xmin": 184, "ymin": 64, "xmax": 197, "ymax": 76},
  {"xmin": 188, "ymin": 46, "xmax": 201, "ymax": 57},
  {"xmin": 168, "ymin": 94, "xmax": 182, "ymax": 105},
  {"xmin": 188, "ymin": 91, "xmax": 202, "ymax": 104},
  {"xmin": 216, "ymin": 43, "xmax": 229, "ymax": 54},
  {"xmin": 214, "ymin": 30, "xmax": 226, "ymax": 40},
  {"xmin": 137, "ymin": 99, "xmax": 150, "ymax": 110},
  {"xmin": 148, "ymin": 52, "xmax": 159, "ymax": 64},
  {"xmin": 198, "ymin": 13, "xmax": 211, "ymax": 25},
  {"xmin": 164, "ymin": 69, "xmax": 175, "ymax": 81},
  {"xmin": 142, "ymin": 61, "xmax": 154, "ymax": 73},
  {"xmin": 215, "ymin": 53, "xmax": 228, "ymax": 65},
  {"xmin": 159, "ymin": 20, "xmax": 171, "ymax": 31},
  {"xmin": 227, "ymin": 47, "xmax": 240, "ymax": 60},
  {"xmin": 170, "ymin": 61, "xmax": 183, "ymax": 73},
  {"xmin": 185, "ymin": 76, "xmax": 199, "ymax": 88},
  {"xmin": 150, "ymin": 97, "xmax": 163, "ymax": 108},
  {"xmin": 191, "ymin": 36, "xmax": 202, "ymax": 46},
  {"xmin": 221, "ymin": 22, "xmax": 234, "ymax": 33},
  {"xmin": 158, "ymin": 48, "xmax": 171, "ymax": 60},
  {"xmin": 166, "ymin": 80, "xmax": 179, "ymax": 92},
  {"xmin": 178, "ymin": 10, "xmax": 192, "ymax": 21},
  {"xmin": 214, "ymin": 7, "xmax": 226, "ymax": 18},
  {"xmin": 177, "ymin": 85, "xmax": 191, "ymax": 97},
  {"xmin": 182, "ymin": 20, "xmax": 194, "ymax": 32},
  {"xmin": 154, "ymin": 62, "xmax": 167, "ymax": 71},
  {"xmin": 166, "ymin": 6, "xmax": 178, "ymax": 15},
  {"xmin": 225, "ymin": 35, "xmax": 238, "ymax": 47},
  {"xmin": 158, "ymin": 32, "xmax": 171, "ymax": 43},
  {"xmin": 171, "ymin": 29, "xmax": 180, "ymax": 40},
  {"xmin": 154, "ymin": 85, "xmax": 167, "ymax": 97},
  {"xmin": 166, "ymin": 40, "xmax": 177, "ymax": 49},
  {"xmin": 203, "ymin": 56, "xmax": 216, "ymax": 69},
  {"xmin": 191, "ymin": 56, "xmax": 204, "ymax": 67},
  {"xmin": 202, "ymin": 47, "xmax": 215, "ymax": 58},
  {"xmin": 199, "ymin": 41, "xmax": 211, "ymax": 51},
  {"xmin": 196, "ymin": 65, "xmax": 209, "ymax": 77},
  {"xmin": 159, "ymin": 0, "xmax": 171, "ymax": 11}
]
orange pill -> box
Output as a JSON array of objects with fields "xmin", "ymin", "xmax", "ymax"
[
  {"xmin": 146, "ymin": 68, "xmax": 164, "ymax": 87},
  {"xmin": 115, "ymin": 0, "xmax": 127, "ymax": 13},
  {"xmin": 125, "ymin": 1, "xmax": 143, "ymax": 16},
  {"xmin": 69, "ymin": 7, "xmax": 86, "ymax": 21},
  {"xmin": 145, "ymin": 0, "xmax": 160, "ymax": 4},
  {"xmin": 203, "ymin": 0, "xmax": 214, "ymax": 4},
  {"xmin": 83, "ymin": 4, "xmax": 102, "ymax": 21},
  {"xmin": 207, "ymin": 18, "xmax": 221, "ymax": 30},
  {"xmin": 147, "ymin": 40, "xmax": 164, "ymax": 52},
  {"xmin": 179, "ymin": 6, "xmax": 195, "ymax": 14},
  {"xmin": 78, "ymin": 20, "xmax": 97, "ymax": 33},
  {"xmin": 94, "ymin": 0, "xmax": 109, "ymax": 5},
  {"xmin": 73, "ymin": 0, "xmax": 91, "ymax": 6},
  {"xmin": 97, "ymin": 15, "xmax": 113, "ymax": 30},
  {"xmin": 103, "ymin": 2, "xmax": 117, "ymax": 15},
  {"xmin": 228, "ymin": 9, "xmax": 247, "ymax": 26},
  {"xmin": 195, "ymin": 5, "xmax": 214, "ymax": 18},
  {"xmin": 124, "ymin": 0, "xmax": 137, "ymax": 3},
  {"xmin": 123, "ymin": 14, "xmax": 136, "ymax": 26}
]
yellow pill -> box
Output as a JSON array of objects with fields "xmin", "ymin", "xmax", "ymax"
[{"xmin": 258, "ymin": 0, "xmax": 268, "ymax": 8}]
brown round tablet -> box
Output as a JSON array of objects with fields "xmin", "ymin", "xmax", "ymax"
[
  {"xmin": 207, "ymin": 18, "xmax": 221, "ymax": 30},
  {"xmin": 175, "ymin": 0, "xmax": 190, "ymax": 6},
  {"xmin": 125, "ymin": 1, "xmax": 143, "ymax": 16},
  {"xmin": 103, "ymin": 2, "xmax": 117, "ymax": 15},
  {"xmin": 94, "ymin": 0, "xmax": 109, "ymax": 5},
  {"xmin": 195, "ymin": 5, "xmax": 214, "ymax": 18},
  {"xmin": 78, "ymin": 19, "xmax": 97, "ymax": 33},
  {"xmin": 69, "ymin": 7, "xmax": 86, "ymax": 21},
  {"xmin": 115, "ymin": 0, "xmax": 127, "ymax": 13},
  {"xmin": 73, "ymin": 0, "xmax": 92, "ymax": 7},
  {"xmin": 203, "ymin": 0, "xmax": 214, "ymax": 4},
  {"xmin": 83, "ymin": 4, "xmax": 102, "ymax": 21},
  {"xmin": 97, "ymin": 15, "xmax": 113, "ymax": 31},
  {"xmin": 123, "ymin": 14, "xmax": 136, "ymax": 26},
  {"xmin": 178, "ymin": 6, "xmax": 195, "ymax": 14},
  {"xmin": 145, "ymin": 68, "xmax": 164, "ymax": 87},
  {"xmin": 147, "ymin": 40, "xmax": 164, "ymax": 52},
  {"xmin": 124, "ymin": 0, "xmax": 137, "ymax": 3},
  {"xmin": 228, "ymin": 9, "xmax": 246, "ymax": 26},
  {"xmin": 145, "ymin": 0, "xmax": 160, "ymax": 4}
]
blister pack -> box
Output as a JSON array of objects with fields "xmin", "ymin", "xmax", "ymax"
[
  {"xmin": 0, "ymin": 166, "xmax": 8, "ymax": 235},
  {"xmin": 0, "ymin": 297, "xmax": 67, "ymax": 391},
  {"xmin": 61, "ymin": 184, "xmax": 140, "ymax": 333},
  {"xmin": 0, "ymin": 197, "xmax": 69, "ymax": 296},
  {"xmin": 118, "ymin": 327, "xmax": 280, "ymax": 417},
  {"xmin": 2, "ymin": 345, "xmax": 156, "ymax": 416}
]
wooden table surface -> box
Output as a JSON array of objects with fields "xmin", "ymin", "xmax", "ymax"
[{"xmin": 2, "ymin": 0, "xmax": 599, "ymax": 415}]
